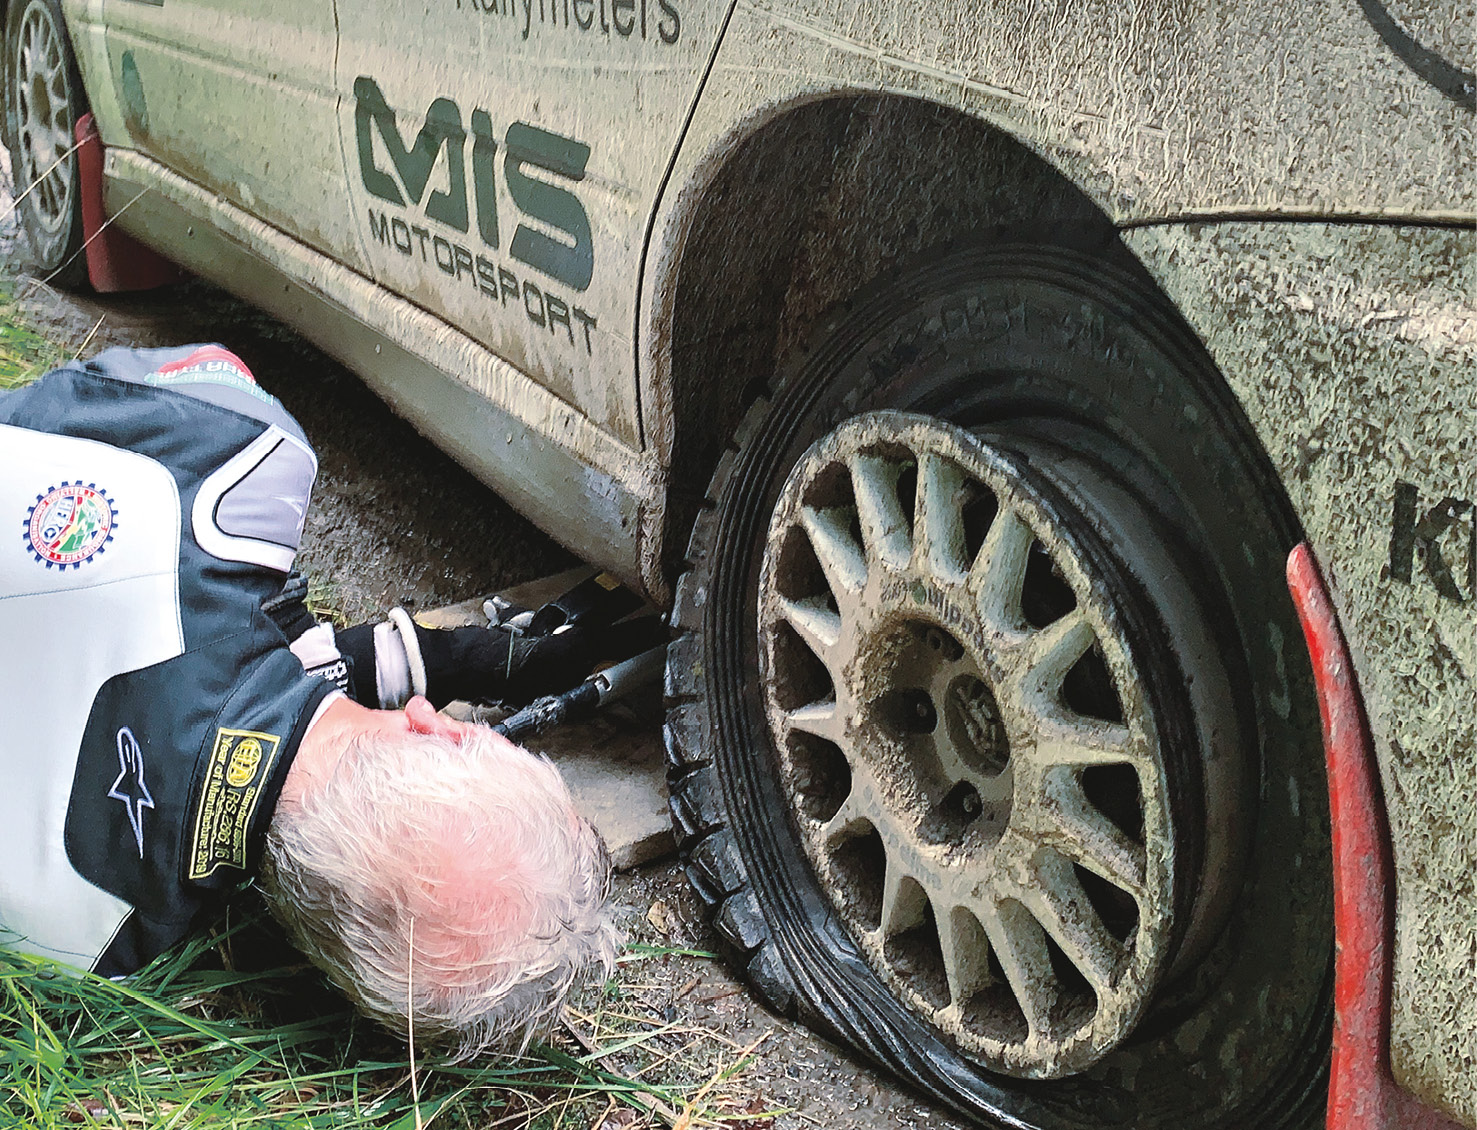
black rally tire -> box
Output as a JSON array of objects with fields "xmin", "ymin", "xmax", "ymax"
[
  {"xmin": 3, "ymin": 0, "xmax": 88, "ymax": 289},
  {"xmin": 664, "ymin": 242, "xmax": 1332, "ymax": 1129}
]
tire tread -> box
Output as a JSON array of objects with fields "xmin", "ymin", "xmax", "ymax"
[{"xmin": 664, "ymin": 394, "xmax": 798, "ymax": 1011}]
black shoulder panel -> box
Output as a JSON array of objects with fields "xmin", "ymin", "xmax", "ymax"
[{"xmin": 66, "ymin": 625, "xmax": 333, "ymax": 934}]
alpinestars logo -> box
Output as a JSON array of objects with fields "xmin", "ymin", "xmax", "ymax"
[
  {"xmin": 108, "ymin": 727, "xmax": 155, "ymax": 859},
  {"xmin": 25, "ymin": 481, "xmax": 118, "ymax": 569}
]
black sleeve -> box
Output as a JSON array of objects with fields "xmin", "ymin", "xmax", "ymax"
[
  {"xmin": 323, "ymin": 619, "xmax": 526, "ymax": 709},
  {"xmin": 413, "ymin": 622, "xmax": 520, "ymax": 709}
]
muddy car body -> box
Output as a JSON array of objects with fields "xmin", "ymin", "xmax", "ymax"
[{"xmin": 4, "ymin": 0, "xmax": 1472, "ymax": 1126}]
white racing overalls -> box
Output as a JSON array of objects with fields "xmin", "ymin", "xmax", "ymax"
[{"xmin": 0, "ymin": 345, "xmax": 335, "ymax": 975}]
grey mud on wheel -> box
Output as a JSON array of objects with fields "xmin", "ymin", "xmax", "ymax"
[
  {"xmin": 664, "ymin": 243, "xmax": 1333, "ymax": 1128},
  {"xmin": 3, "ymin": 0, "xmax": 87, "ymax": 289}
]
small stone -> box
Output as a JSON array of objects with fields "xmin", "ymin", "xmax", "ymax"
[{"xmin": 647, "ymin": 900, "xmax": 673, "ymax": 936}]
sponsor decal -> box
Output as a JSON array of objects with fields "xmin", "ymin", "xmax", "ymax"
[
  {"xmin": 25, "ymin": 482, "xmax": 117, "ymax": 569},
  {"xmin": 188, "ymin": 728, "xmax": 281, "ymax": 880},
  {"xmin": 108, "ymin": 727, "xmax": 155, "ymax": 859},
  {"xmin": 354, "ymin": 77, "xmax": 600, "ymax": 353},
  {"xmin": 454, "ymin": 0, "xmax": 681, "ymax": 45},
  {"xmin": 1388, "ymin": 482, "xmax": 1475, "ymax": 604}
]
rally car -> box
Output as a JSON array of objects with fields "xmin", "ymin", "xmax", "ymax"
[{"xmin": 4, "ymin": 0, "xmax": 1472, "ymax": 1126}]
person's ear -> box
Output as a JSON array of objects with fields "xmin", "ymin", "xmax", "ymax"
[{"xmin": 404, "ymin": 695, "xmax": 475, "ymax": 741}]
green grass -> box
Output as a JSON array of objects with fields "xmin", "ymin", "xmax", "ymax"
[
  {"xmin": 0, "ymin": 281, "xmax": 66, "ymax": 390},
  {"xmin": 1, "ymin": 908, "xmax": 755, "ymax": 1129},
  {"xmin": 304, "ymin": 575, "xmax": 351, "ymax": 630}
]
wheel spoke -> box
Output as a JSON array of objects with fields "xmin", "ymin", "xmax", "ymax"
[
  {"xmin": 969, "ymin": 506, "xmax": 1033, "ymax": 630},
  {"xmin": 821, "ymin": 794, "xmax": 871, "ymax": 845},
  {"xmin": 980, "ymin": 899, "xmax": 1054, "ymax": 1036},
  {"xmin": 1051, "ymin": 809, "xmax": 1140, "ymax": 898},
  {"xmin": 938, "ymin": 906, "xmax": 992, "ymax": 1006},
  {"xmin": 1015, "ymin": 608, "xmax": 1094, "ymax": 700},
  {"xmin": 880, "ymin": 867, "xmax": 929, "ymax": 937},
  {"xmin": 801, "ymin": 504, "xmax": 868, "ymax": 598},
  {"xmin": 778, "ymin": 595, "xmax": 842, "ymax": 666},
  {"xmin": 848, "ymin": 454, "xmax": 911, "ymax": 568},
  {"xmin": 786, "ymin": 700, "xmax": 843, "ymax": 742},
  {"xmin": 913, "ymin": 451, "xmax": 968, "ymax": 581},
  {"xmin": 1032, "ymin": 719, "xmax": 1141, "ymax": 769},
  {"xmin": 1039, "ymin": 774, "xmax": 1140, "ymax": 892},
  {"xmin": 1016, "ymin": 853, "xmax": 1121, "ymax": 996}
]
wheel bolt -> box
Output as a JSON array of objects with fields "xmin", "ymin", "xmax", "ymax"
[
  {"xmin": 923, "ymin": 627, "xmax": 964, "ymax": 661},
  {"xmin": 880, "ymin": 689, "xmax": 938, "ymax": 735},
  {"xmin": 940, "ymin": 781, "xmax": 986, "ymax": 831},
  {"xmin": 907, "ymin": 691, "xmax": 937, "ymax": 732}
]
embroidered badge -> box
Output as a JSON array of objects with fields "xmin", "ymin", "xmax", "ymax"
[
  {"xmin": 108, "ymin": 727, "xmax": 155, "ymax": 859},
  {"xmin": 25, "ymin": 482, "xmax": 118, "ymax": 569},
  {"xmin": 188, "ymin": 728, "xmax": 281, "ymax": 880},
  {"xmin": 225, "ymin": 737, "xmax": 264, "ymax": 787}
]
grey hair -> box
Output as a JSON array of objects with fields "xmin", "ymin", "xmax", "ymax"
[{"xmin": 259, "ymin": 726, "xmax": 619, "ymax": 1058}]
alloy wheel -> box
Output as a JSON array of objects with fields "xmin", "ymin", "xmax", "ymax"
[
  {"xmin": 14, "ymin": 0, "xmax": 75, "ymax": 235},
  {"xmin": 758, "ymin": 411, "xmax": 1229, "ymax": 1078}
]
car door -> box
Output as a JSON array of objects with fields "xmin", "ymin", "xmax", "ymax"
[
  {"xmin": 336, "ymin": 0, "xmax": 728, "ymax": 445},
  {"xmin": 99, "ymin": 0, "xmax": 363, "ymax": 269}
]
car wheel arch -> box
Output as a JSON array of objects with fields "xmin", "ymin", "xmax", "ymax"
[{"xmin": 648, "ymin": 91, "xmax": 1150, "ymax": 593}]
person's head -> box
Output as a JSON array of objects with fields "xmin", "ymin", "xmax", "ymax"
[{"xmin": 258, "ymin": 696, "xmax": 618, "ymax": 1057}]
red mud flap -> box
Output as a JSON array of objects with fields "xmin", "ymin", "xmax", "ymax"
[
  {"xmin": 74, "ymin": 113, "xmax": 183, "ymax": 293},
  {"xmin": 1285, "ymin": 544, "xmax": 1464, "ymax": 1130}
]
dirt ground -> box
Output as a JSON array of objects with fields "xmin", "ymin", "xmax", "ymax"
[{"xmin": 2, "ymin": 168, "xmax": 970, "ymax": 1129}]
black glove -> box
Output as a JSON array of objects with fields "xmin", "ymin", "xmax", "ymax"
[
  {"xmin": 336, "ymin": 614, "xmax": 667, "ymax": 709},
  {"xmin": 415, "ymin": 615, "xmax": 667, "ymax": 708}
]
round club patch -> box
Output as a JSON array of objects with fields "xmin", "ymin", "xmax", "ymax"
[{"xmin": 26, "ymin": 481, "xmax": 118, "ymax": 569}]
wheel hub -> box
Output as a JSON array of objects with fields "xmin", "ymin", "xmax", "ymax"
[
  {"xmin": 856, "ymin": 609, "xmax": 1017, "ymax": 852},
  {"xmin": 759, "ymin": 412, "xmax": 1191, "ymax": 1079}
]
